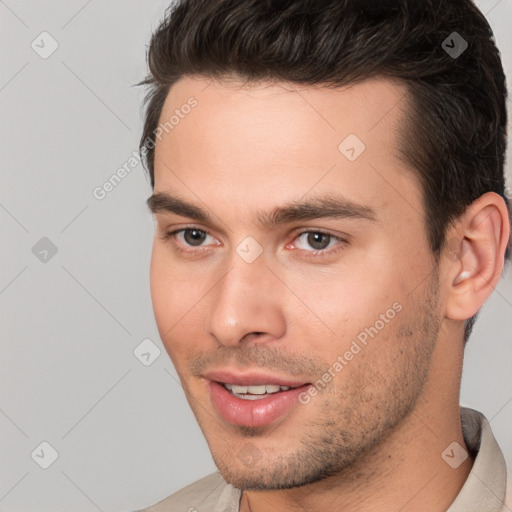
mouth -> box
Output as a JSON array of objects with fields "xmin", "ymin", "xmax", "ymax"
[
  {"xmin": 221, "ymin": 382, "xmax": 303, "ymax": 400},
  {"xmin": 204, "ymin": 370, "xmax": 312, "ymax": 427}
]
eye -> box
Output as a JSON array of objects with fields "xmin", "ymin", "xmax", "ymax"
[
  {"xmin": 180, "ymin": 228, "xmax": 208, "ymax": 246},
  {"xmin": 294, "ymin": 231, "xmax": 340, "ymax": 252},
  {"xmin": 289, "ymin": 230, "xmax": 348, "ymax": 259},
  {"xmin": 165, "ymin": 228, "xmax": 218, "ymax": 248}
]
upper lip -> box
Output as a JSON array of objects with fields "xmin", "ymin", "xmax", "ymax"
[{"xmin": 203, "ymin": 369, "xmax": 309, "ymax": 387}]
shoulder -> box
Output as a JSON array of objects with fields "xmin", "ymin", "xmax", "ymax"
[{"xmin": 136, "ymin": 472, "xmax": 240, "ymax": 512}]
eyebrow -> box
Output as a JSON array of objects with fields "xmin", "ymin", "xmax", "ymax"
[{"xmin": 146, "ymin": 191, "xmax": 378, "ymax": 228}]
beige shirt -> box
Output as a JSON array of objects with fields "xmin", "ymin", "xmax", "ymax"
[{"xmin": 139, "ymin": 407, "xmax": 508, "ymax": 512}]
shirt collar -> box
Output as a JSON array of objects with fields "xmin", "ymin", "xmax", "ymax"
[{"xmin": 447, "ymin": 407, "xmax": 508, "ymax": 512}]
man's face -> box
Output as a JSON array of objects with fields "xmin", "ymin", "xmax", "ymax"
[{"xmin": 149, "ymin": 76, "xmax": 444, "ymax": 489}]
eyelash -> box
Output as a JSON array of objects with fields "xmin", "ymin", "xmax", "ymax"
[{"xmin": 160, "ymin": 227, "xmax": 348, "ymax": 259}]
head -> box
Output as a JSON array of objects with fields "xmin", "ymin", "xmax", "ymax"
[{"xmin": 138, "ymin": 0, "xmax": 510, "ymax": 491}]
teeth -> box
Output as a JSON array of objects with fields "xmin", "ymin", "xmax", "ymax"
[{"xmin": 223, "ymin": 383, "xmax": 293, "ymax": 395}]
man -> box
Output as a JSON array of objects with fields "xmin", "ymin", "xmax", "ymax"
[{"xmin": 136, "ymin": 0, "xmax": 511, "ymax": 510}]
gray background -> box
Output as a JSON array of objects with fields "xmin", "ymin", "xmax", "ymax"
[{"xmin": 0, "ymin": 1, "xmax": 511, "ymax": 511}]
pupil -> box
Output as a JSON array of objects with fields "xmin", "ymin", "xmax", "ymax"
[
  {"xmin": 185, "ymin": 229, "xmax": 206, "ymax": 246},
  {"xmin": 308, "ymin": 232, "xmax": 330, "ymax": 250}
]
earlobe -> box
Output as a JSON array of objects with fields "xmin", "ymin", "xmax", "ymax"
[{"xmin": 445, "ymin": 193, "xmax": 510, "ymax": 321}]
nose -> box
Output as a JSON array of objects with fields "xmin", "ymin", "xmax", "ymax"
[{"xmin": 205, "ymin": 252, "xmax": 287, "ymax": 347}]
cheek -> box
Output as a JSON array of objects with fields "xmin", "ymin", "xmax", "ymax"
[
  {"xmin": 149, "ymin": 248, "xmax": 200, "ymax": 350},
  {"xmin": 150, "ymin": 248, "xmax": 174, "ymax": 327},
  {"xmin": 284, "ymin": 261, "xmax": 403, "ymax": 347}
]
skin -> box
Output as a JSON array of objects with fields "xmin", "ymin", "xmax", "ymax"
[{"xmin": 148, "ymin": 75, "xmax": 510, "ymax": 512}]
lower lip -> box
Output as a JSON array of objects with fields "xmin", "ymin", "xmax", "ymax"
[{"xmin": 209, "ymin": 381, "xmax": 310, "ymax": 428}]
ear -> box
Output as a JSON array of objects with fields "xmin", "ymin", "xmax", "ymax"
[{"xmin": 444, "ymin": 192, "xmax": 510, "ymax": 321}]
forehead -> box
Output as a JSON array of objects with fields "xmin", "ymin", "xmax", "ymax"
[{"xmin": 152, "ymin": 75, "xmax": 422, "ymax": 227}]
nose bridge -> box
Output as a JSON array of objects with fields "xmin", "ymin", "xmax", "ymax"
[{"xmin": 206, "ymin": 250, "xmax": 286, "ymax": 346}]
